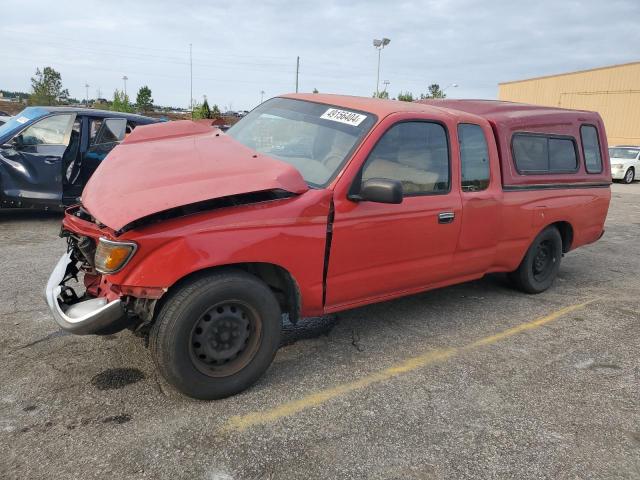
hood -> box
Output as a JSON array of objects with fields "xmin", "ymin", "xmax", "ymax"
[{"xmin": 82, "ymin": 121, "xmax": 309, "ymax": 231}]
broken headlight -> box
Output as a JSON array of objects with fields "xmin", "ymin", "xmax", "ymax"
[{"xmin": 95, "ymin": 237, "xmax": 137, "ymax": 274}]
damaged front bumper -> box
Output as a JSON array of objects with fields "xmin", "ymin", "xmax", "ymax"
[{"xmin": 45, "ymin": 252, "xmax": 125, "ymax": 335}]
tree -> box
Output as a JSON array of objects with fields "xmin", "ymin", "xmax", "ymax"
[
  {"xmin": 312, "ymin": 88, "xmax": 319, "ymax": 94},
  {"xmin": 29, "ymin": 67, "xmax": 69, "ymax": 105},
  {"xmin": 397, "ymin": 91, "xmax": 414, "ymax": 102},
  {"xmin": 420, "ymin": 83, "xmax": 446, "ymax": 99},
  {"xmin": 201, "ymin": 97, "xmax": 212, "ymax": 119},
  {"xmin": 191, "ymin": 101, "xmax": 204, "ymax": 120},
  {"xmin": 372, "ymin": 91, "xmax": 389, "ymax": 99},
  {"xmin": 111, "ymin": 89, "xmax": 133, "ymax": 113},
  {"xmin": 211, "ymin": 103, "xmax": 222, "ymax": 119},
  {"xmin": 136, "ymin": 85, "xmax": 153, "ymax": 112}
]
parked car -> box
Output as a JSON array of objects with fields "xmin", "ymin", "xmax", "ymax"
[
  {"xmin": 45, "ymin": 95, "xmax": 611, "ymax": 399},
  {"xmin": 0, "ymin": 106, "xmax": 159, "ymax": 210},
  {"xmin": 609, "ymin": 145, "xmax": 639, "ymax": 183},
  {"xmin": 0, "ymin": 115, "xmax": 11, "ymax": 127}
]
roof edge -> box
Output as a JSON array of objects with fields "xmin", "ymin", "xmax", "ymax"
[{"xmin": 498, "ymin": 61, "xmax": 640, "ymax": 86}]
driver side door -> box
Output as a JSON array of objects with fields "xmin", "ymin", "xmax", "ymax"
[
  {"xmin": 325, "ymin": 118, "xmax": 463, "ymax": 311},
  {"xmin": 0, "ymin": 113, "xmax": 75, "ymax": 208}
]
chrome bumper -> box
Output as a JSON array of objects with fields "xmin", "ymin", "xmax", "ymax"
[{"xmin": 45, "ymin": 252, "xmax": 125, "ymax": 335}]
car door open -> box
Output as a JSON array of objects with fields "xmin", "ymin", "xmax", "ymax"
[{"xmin": 0, "ymin": 113, "xmax": 75, "ymax": 208}]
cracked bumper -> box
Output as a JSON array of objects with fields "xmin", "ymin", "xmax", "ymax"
[{"xmin": 45, "ymin": 252, "xmax": 125, "ymax": 335}]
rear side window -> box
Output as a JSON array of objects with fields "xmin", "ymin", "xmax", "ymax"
[
  {"xmin": 512, "ymin": 134, "xmax": 578, "ymax": 174},
  {"xmin": 549, "ymin": 138, "xmax": 578, "ymax": 171},
  {"xmin": 96, "ymin": 118, "xmax": 127, "ymax": 144},
  {"xmin": 580, "ymin": 125, "xmax": 603, "ymax": 173},
  {"xmin": 458, "ymin": 123, "xmax": 490, "ymax": 191}
]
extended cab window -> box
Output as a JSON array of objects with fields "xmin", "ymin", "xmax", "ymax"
[
  {"xmin": 580, "ymin": 125, "xmax": 603, "ymax": 173},
  {"xmin": 361, "ymin": 121, "xmax": 449, "ymax": 195},
  {"xmin": 458, "ymin": 123, "xmax": 490, "ymax": 191},
  {"xmin": 512, "ymin": 134, "xmax": 578, "ymax": 174}
]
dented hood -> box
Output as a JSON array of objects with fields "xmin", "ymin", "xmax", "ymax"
[{"xmin": 82, "ymin": 121, "xmax": 308, "ymax": 230}]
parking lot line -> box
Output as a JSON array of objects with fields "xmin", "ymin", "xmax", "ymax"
[{"xmin": 222, "ymin": 299, "xmax": 597, "ymax": 433}]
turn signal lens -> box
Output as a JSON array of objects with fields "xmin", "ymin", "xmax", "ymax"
[{"xmin": 95, "ymin": 238, "xmax": 137, "ymax": 274}]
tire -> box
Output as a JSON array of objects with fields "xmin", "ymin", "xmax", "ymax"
[
  {"xmin": 150, "ymin": 270, "xmax": 281, "ymax": 400},
  {"xmin": 508, "ymin": 227, "xmax": 563, "ymax": 294},
  {"xmin": 623, "ymin": 168, "xmax": 635, "ymax": 184}
]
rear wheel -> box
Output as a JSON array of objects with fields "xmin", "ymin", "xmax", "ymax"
[
  {"xmin": 508, "ymin": 227, "xmax": 563, "ymax": 294},
  {"xmin": 150, "ymin": 270, "xmax": 281, "ymax": 399},
  {"xmin": 623, "ymin": 168, "xmax": 635, "ymax": 184}
]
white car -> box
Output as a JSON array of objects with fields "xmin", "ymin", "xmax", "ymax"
[
  {"xmin": 609, "ymin": 146, "xmax": 640, "ymax": 184},
  {"xmin": 0, "ymin": 116, "xmax": 11, "ymax": 127}
]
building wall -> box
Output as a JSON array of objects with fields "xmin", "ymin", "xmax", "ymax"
[{"xmin": 498, "ymin": 62, "xmax": 640, "ymax": 146}]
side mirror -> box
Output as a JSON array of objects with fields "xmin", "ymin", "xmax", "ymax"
[
  {"xmin": 11, "ymin": 134, "xmax": 24, "ymax": 149},
  {"xmin": 351, "ymin": 178, "xmax": 403, "ymax": 204}
]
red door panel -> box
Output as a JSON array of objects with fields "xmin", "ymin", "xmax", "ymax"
[{"xmin": 326, "ymin": 194, "xmax": 462, "ymax": 309}]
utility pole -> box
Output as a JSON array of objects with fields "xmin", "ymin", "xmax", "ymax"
[
  {"xmin": 295, "ymin": 56, "xmax": 300, "ymax": 93},
  {"xmin": 84, "ymin": 82, "xmax": 90, "ymax": 106},
  {"xmin": 96, "ymin": 87, "xmax": 102, "ymax": 100},
  {"xmin": 260, "ymin": 90, "xmax": 265, "ymax": 104},
  {"xmin": 190, "ymin": 43, "xmax": 193, "ymax": 118},
  {"xmin": 122, "ymin": 75, "xmax": 128, "ymax": 97},
  {"xmin": 382, "ymin": 80, "xmax": 390, "ymax": 95}
]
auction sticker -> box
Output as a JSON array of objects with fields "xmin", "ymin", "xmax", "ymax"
[
  {"xmin": 320, "ymin": 108, "xmax": 367, "ymax": 126},
  {"xmin": 15, "ymin": 116, "xmax": 29, "ymax": 124}
]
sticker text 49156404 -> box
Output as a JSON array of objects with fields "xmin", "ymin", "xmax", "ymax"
[{"xmin": 320, "ymin": 108, "xmax": 367, "ymax": 127}]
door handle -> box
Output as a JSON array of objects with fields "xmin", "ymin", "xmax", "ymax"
[
  {"xmin": 438, "ymin": 211, "xmax": 455, "ymax": 224},
  {"xmin": 44, "ymin": 157, "xmax": 60, "ymax": 164}
]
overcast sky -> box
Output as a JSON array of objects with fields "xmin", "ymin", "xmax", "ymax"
[{"xmin": 1, "ymin": 0, "xmax": 639, "ymax": 110}]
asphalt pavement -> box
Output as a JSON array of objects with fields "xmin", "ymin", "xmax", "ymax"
[{"xmin": 1, "ymin": 183, "xmax": 638, "ymax": 479}]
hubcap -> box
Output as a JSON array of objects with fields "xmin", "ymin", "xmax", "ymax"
[
  {"xmin": 189, "ymin": 301, "xmax": 261, "ymax": 377},
  {"xmin": 626, "ymin": 170, "xmax": 634, "ymax": 183}
]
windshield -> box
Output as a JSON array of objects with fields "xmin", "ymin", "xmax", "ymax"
[
  {"xmin": 227, "ymin": 98, "xmax": 376, "ymax": 187},
  {"xmin": 0, "ymin": 107, "xmax": 49, "ymax": 139},
  {"xmin": 609, "ymin": 147, "xmax": 639, "ymax": 160}
]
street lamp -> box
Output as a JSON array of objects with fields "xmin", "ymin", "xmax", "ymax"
[
  {"xmin": 373, "ymin": 37, "xmax": 390, "ymax": 97},
  {"xmin": 122, "ymin": 75, "xmax": 128, "ymax": 97},
  {"xmin": 443, "ymin": 83, "xmax": 459, "ymax": 93}
]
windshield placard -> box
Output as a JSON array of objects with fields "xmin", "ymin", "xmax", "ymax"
[{"xmin": 320, "ymin": 108, "xmax": 367, "ymax": 126}]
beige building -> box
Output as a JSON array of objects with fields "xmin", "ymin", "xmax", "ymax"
[{"xmin": 498, "ymin": 62, "xmax": 640, "ymax": 146}]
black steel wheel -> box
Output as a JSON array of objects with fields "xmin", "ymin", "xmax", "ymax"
[
  {"xmin": 189, "ymin": 300, "xmax": 261, "ymax": 377},
  {"xmin": 150, "ymin": 270, "xmax": 281, "ymax": 400},
  {"xmin": 509, "ymin": 226, "xmax": 563, "ymax": 294}
]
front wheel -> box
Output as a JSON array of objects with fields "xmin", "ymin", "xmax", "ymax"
[
  {"xmin": 508, "ymin": 227, "xmax": 563, "ymax": 294},
  {"xmin": 623, "ymin": 168, "xmax": 635, "ymax": 184},
  {"xmin": 150, "ymin": 270, "xmax": 281, "ymax": 399}
]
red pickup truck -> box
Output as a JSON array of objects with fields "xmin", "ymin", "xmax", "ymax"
[{"xmin": 45, "ymin": 94, "xmax": 611, "ymax": 399}]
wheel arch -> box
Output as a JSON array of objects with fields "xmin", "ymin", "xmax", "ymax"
[
  {"xmin": 160, "ymin": 262, "xmax": 302, "ymax": 324},
  {"xmin": 549, "ymin": 220, "xmax": 574, "ymax": 253}
]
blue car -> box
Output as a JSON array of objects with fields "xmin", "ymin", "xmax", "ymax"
[{"xmin": 0, "ymin": 106, "xmax": 159, "ymax": 210}]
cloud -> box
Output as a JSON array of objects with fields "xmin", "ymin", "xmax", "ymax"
[{"xmin": 1, "ymin": 0, "xmax": 638, "ymax": 109}]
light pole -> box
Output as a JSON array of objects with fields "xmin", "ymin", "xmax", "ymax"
[
  {"xmin": 443, "ymin": 83, "xmax": 459, "ymax": 94},
  {"xmin": 373, "ymin": 37, "xmax": 390, "ymax": 97},
  {"xmin": 84, "ymin": 82, "xmax": 90, "ymax": 106},
  {"xmin": 260, "ymin": 90, "xmax": 265, "ymax": 104},
  {"xmin": 122, "ymin": 75, "xmax": 128, "ymax": 97}
]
